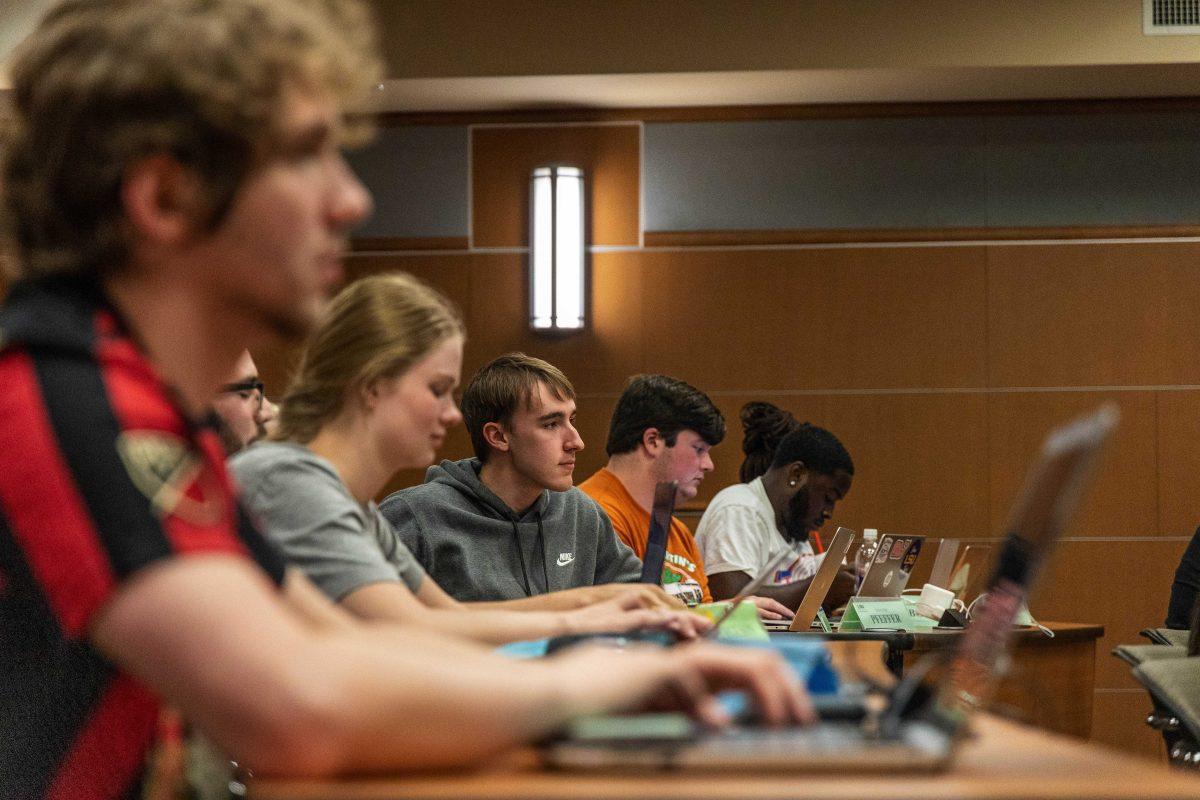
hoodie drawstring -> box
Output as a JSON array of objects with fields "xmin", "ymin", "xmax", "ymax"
[
  {"xmin": 536, "ymin": 515, "xmax": 549, "ymax": 593},
  {"xmin": 511, "ymin": 514, "xmax": 550, "ymax": 597}
]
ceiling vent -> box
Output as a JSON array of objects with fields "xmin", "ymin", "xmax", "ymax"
[{"xmin": 1144, "ymin": 0, "xmax": 1200, "ymax": 34}]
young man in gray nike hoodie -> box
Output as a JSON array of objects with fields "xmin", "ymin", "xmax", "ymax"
[{"xmin": 380, "ymin": 353, "xmax": 643, "ymax": 603}]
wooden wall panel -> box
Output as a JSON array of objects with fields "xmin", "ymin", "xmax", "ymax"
[
  {"xmin": 688, "ymin": 392, "xmax": 991, "ymax": 539},
  {"xmin": 818, "ymin": 393, "xmax": 991, "ymax": 538},
  {"xmin": 1157, "ymin": 390, "xmax": 1200, "ymax": 537},
  {"xmin": 287, "ymin": 200, "xmax": 1200, "ymax": 766},
  {"xmin": 248, "ymin": 257, "xmax": 466, "ymax": 407},
  {"xmin": 345, "ymin": 251, "xmax": 648, "ymax": 396},
  {"xmin": 1091, "ymin": 691, "xmax": 1166, "ymax": 760},
  {"xmin": 1029, "ymin": 539, "xmax": 1189, "ymax": 690},
  {"xmin": 471, "ymin": 124, "xmax": 641, "ymax": 248},
  {"xmin": 250, "ymin": 337, "xmax": 304, "ymax": 408},
  {"xmin": 986, "ymin": 392, "xmax": 1158, "ymax": 537},
  {"xmin": 986, "ymin": 242, "xmax": 1200, "ymax": 387},
  {"xmin": 571, "ymin": 395, "xmax": 620, "ymax": 483},
  {"xmin": 344, "ymin": 252, "xmax": 474, "ymax": 315},
  {"xmin": 638, "ymin": 246, "xmax": 989, "ymax": 392},
  {"xmin": 462, "ymin": 252, "xmax": 645, "ymax": 395}
]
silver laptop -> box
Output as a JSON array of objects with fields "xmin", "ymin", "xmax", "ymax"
[
  {"xmin": 947, "ymin": 544, "xmax": 993, "ymax": 604},
  {"xmin": 543, "ymin": 404, "xmax": 1117, "ymax": 772},
  {"xmin": 761, "ymin": 527, "xmax": 856, "ymax": 632},
  {"xmin": 856, "ymin": 534, "xmax": 924, "ymax": 598},
  {"xmin": 926, "ymin": 538, "xmax": 961, "ymax": 590}
]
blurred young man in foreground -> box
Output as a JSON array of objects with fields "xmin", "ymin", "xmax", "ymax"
[{"xmin": 0, "ymin": 2, "xmax": 812, "ymax": 797}]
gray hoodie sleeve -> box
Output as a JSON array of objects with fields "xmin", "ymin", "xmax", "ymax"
[
  {"xmin": 588, "ymin": 498, "xmax": 644, "ymax": 584},
  {"xmin": 378, "ymin": 493, "xmax": 430, "ymax": 573}
]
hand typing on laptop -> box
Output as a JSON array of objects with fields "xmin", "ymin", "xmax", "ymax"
[
  {"xmin": 747, "ymin": 596, "xmax": 795, "ymax": 620},
  {"xmin": 544, "ymin": 642, "xmax": 817, "ymax": 729},
  {"xmin": 563, "ymin": 594, "xmax": 713, "ymax": 640},
  {"xmin": 548, "ymin": 582, "xmax": 689, "ymax": 611}
]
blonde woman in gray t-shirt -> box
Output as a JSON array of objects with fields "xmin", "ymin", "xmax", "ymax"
[{"xmin": 231, "ymin": 273, "xmax": 706, "ymax": 644}]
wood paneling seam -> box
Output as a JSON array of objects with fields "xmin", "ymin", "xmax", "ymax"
[
  {"xmin": 466, "ymin": 125, "xmax": 474, "ymax": 249},
  {"xmin": 1154, "ymin": 392, "xmax": 1163, "ymax": 538},
  {"xmin": 348, "ymin": 250, "xmax": 479, "ymax": 257},
  {"xmin": 638, "ymin": 122, "xmax": 645, "ymax": 250},
  {"xmin": 571, "ymin": 387, "xmax": 1200, "ymax": 399},
  {"xmin": 376, "ymin": 98, "xmax": 1200, "ymax": 127},
  {"xmin": 469, "ymin": 121, "xmax": 642, "ymax": 130},
  {"xmin": 350, "ymin": 238, "xmax": 1200, "ymax": 255},
  {"xmin": 984, "ymin": 246, "xmax": 994, "ymax": 526},
  {"xmin": 635, "ymin": 238, "xmax": 1200, "ymax": 252}
]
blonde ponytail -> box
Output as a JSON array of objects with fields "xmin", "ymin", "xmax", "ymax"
[{"xmin": 274, "ymin": 273, "xmax": 463, "ymax": 443}]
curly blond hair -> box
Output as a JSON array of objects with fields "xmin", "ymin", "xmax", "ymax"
[{"xmin": 1, "ymin": 0, "xmax": 381, "ymax": 281}]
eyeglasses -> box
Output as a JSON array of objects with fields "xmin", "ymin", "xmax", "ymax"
[{"xmin": 221, "ymin": 378, "xmax": 265, "ymax": 410}]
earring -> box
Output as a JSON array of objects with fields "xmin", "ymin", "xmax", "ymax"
[{"xmin": 788, "ymin": 480, "xmax": 797, "ymax": 487}]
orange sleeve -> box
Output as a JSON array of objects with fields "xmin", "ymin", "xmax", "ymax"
[
  {"xmin": 582, "ymin": 478, "xmax": 649, "ymax": 558},
  {"xmin": 604, "ymin": 499, "xmax": 647, "ymax": 557}
]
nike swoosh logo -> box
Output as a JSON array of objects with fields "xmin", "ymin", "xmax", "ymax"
[{"xmin": 556, "ymin": 554, "xmax": 575, "ymax": 567}]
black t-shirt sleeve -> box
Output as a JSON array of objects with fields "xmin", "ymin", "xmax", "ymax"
[{"xmin": 1166, "ymin": 527, "xmax": 1200, "ymax": 629}]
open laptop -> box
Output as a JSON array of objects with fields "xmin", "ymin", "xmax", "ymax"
[
  {"xmin": 761, "ymin": 527, "xmax": 856, "ymax": 632},
  {"xmin": 639, "ymin": 481, "xmax": 678, "ymax": 585},
  {"xmin": 926, "ymin": 538, "xmax": 961, "ymax": 590},
  {"xmin": 704, "ymin": 549, "xmax": 793, "ymax": 633},
  {"xmin": 543, "ymin": 404, "xmax": 1118, "ymax": 772},
  {"xmin": 856, "ymin": 534, "xmax": 925, "ymax": 598},
  {"xmin": 948, "ymin": 544, "xmax": 993, "ymax": 604}
]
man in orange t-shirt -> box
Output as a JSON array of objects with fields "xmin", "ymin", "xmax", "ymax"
[
  {"xmin": 581, "ymin": 466, "xmax": 711, "ymax": 603},
  {"xmin": 579, "ymin": 376, "xmax": 792, "ymax": 619}
]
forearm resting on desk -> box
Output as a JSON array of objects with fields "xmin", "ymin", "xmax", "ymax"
[
  {"xmin": 91, "ymin": 558, "xmax": 670, "ymax": 775},
  {"xmin": 94, "ymin": 557, "xmax": 810, "ymax": 777},
  {"xmin": 472, "ymin": 582, "xmax": 685, "ymax": 612},
  {"xmin": 345, "ymin": 580, "xmax": 708, "ymax": 644}
]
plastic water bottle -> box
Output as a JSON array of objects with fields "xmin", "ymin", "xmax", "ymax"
[{"xmin": 854, "ymin": 528, "xmax": 879, "ymax": 592}]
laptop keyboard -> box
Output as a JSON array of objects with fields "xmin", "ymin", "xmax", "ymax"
[{"xmin": 715, "ymin": 723, "xmax": 868, "ymax": 752}]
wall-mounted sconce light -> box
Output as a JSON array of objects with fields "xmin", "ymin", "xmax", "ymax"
[{"xmin": 529, "ymin": 166, "xmax": 585, "ymax": 331}]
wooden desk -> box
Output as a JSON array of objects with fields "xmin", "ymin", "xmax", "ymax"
[
  {"xmin": 907, "ymin": 622, "xmax": 1103, "ymax": 739},
  {"xmin": 247, "ymin": 715, "xmax": 1200, "ymax": 800},
  {"xmin": 776, "ymin": 622, "xmax": 1103, "ymax": 738}
]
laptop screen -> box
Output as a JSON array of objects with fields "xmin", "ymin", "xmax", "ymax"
[
  {"xmin": 935, "ymin": 404, "xmax": 1117, "ymax": 722},
  {"xmin": 639, "ymin": 481, "xmax": 677, "ymax": 584},
  {"xmin": 857, "ymin": 535, "xmax": 924, "ymax": 598}
]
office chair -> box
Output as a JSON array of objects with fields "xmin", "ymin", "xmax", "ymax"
[{"xmin": 1131, "ymin": 656, "xmax": 1200, "ymax": 770}]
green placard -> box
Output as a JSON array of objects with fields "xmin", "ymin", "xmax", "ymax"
[
  {"xmin": 691, "ymin": 601, "xmax": 770, "ymax": 641},
  {"xmin": 838, "ymin": 598, "xmax": 939, "ymax": 632}
]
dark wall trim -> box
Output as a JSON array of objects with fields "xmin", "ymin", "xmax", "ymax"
[{"xmin": 373, "ymin": 96, "xmax": 1200, "ymax": 127}]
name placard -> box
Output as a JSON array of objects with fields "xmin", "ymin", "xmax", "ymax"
[{"xmin": 838, "ymin": 598, "xmax": 939, "ymax": 632}]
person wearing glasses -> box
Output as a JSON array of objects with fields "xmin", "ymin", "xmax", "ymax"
[
  {"xmin": 212, "ymin": 350, "xmax": 279, "ymax": 454},
  {"xmin": 0, "ymin": 2, "xmax": 812, "ymax": 796}
]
